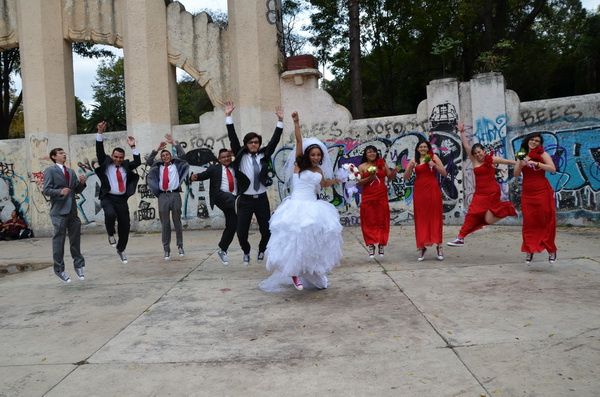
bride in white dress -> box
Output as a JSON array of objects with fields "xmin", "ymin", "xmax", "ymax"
[{"xmin": 260, "ymin": 111, "xmax": 343, "ymax": 292}]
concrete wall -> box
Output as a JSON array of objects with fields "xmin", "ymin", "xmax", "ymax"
[
  {"xmin": 1, "ymin": 72, "xmax": 599, "ymax": 235},
  {"xmin": 1, "ymin": 0, "xmax": 599, "ymax": 234},
  {"xmin": 1, "ymin": 72, "xmax": 598, "ymax": 236}
]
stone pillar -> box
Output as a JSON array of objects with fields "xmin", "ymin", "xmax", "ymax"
[
  {"xmin": 470, "ymin": 72, "xmax": 510, "ymax": 199},
  {"xmin": 425, "ymin": 77, "xmax": 464, "ymax": 222},
  {"xmin": 227, "ymin": 0, "xmax": 282, "ymax": 136},
  {"xmin": 122, "ymin": 0, "xmax": 175, "ymax": 153},
  {"xmin": 17, "ymin": 0, "xmax": 76, "ymax": 234}
]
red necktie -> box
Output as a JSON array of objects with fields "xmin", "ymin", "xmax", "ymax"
[
  {"xmin": 116, "ymin": 166, "xmax": 125, "ymax": 193},
  {"xmin": 162, "ymin": 163, "xmax": 170, "ymax": 191},
  {"xmin": 225, "ymin": 167, "xmax": 234, "ymax": 192},
  {"xmin": 63, "ymin": 166, "xmax": 70, "ymax": 186}
]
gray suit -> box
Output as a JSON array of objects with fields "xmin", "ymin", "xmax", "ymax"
[{"xmin": 43, "ymin": 164, "xmax": 87, "ymax": 273}]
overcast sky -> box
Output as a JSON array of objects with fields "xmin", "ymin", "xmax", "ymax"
[{"xmin": 12, "ymin": 0, "xmax": 600, "ymax": 110}]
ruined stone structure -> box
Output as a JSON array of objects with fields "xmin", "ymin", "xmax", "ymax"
[{"xmin": 0, "ymin": 0, "xmax": 598, "ymax": 236}]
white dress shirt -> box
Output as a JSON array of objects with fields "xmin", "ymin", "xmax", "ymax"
[
  {"xmin": 97, "ymin": 133, "xmax": 139, "ymax": 195},
  {"xmin": 225, "ymin": 116, "xmax": 282, "ymax": 195},
  {"xmin": 220, "ymin": 165, "xmax": 237, "ymax": 195},
  {"xmin": 159, "ymin": 163, "xmax": 180, "ymax": 191}
]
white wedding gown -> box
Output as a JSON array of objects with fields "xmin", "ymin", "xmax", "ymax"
[{"xmin": 260, "ymin": 170, "xmax": 343, "ymax": 292}]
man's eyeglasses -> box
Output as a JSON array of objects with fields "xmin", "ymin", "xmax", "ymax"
[
  {"xmin": 247, "ymin": 140, "xmax": 260, "ymax": 145},
  {"xmin": 219, "ymin": 155, "xmax": 232, "ymax": 160}
]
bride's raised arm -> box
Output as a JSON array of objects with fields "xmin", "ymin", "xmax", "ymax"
[{"xmin": 292, "ymin": 112, "xmax": 302, "ymax": 160}]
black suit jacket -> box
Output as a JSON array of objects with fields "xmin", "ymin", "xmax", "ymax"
[
  {"xmin": 194, "ymin": 164, "xmax": 236, "ymax": 211},
  {"xmin": 94, "ymin": 139, "xmax": 141, "ymax": 200},
  {"xmin": 226, "ymin": 122, "xmax": 283, "ymax": 194}
]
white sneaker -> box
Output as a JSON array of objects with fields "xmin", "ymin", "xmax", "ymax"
[
  {"xmin": 117, "ymin": 251, "xmax": 128, "ymax": 264},
  {"xmin": 417, "ymin": 248, "xmax": 426, "ymax": 262},
  {"xmin": 164, "ymin": 251, "xmax": 171, "ymax": 261},
  {"xmin": 217, "ymin": 250, "xmax": 229, "ymax": 265},
  {"xmin": 447, "ymin": 238, "xmax": 464, "ymax": 247},
  {"xmin": 55, "ymin": 271, "xmax": 71, "ymax": 283},
  {"xmin": 75, "ymin": 267, "xmax": 85, "ymax": 281},
  {"xmin": 292, "ymin": 276, "xmax": 304, "ymax": 290},
  {"xmin": 436, "ymin": 246, "xmax": 444, "ymax": 261},
  {"xmin": 367, "ymin": 244, "xmax": 375, "ymax": 259}
]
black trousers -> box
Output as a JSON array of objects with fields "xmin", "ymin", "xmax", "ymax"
[
  {"xmin": 101, "ymin": 194, "xmax": 130, "ymax": 252},
  {"xmin": 217, "ymin": 204, "xmax": 238, "ymax": 252},
  {"xmin": 236, "ymin": 193, "xmax": 271, "ymax": 254}
]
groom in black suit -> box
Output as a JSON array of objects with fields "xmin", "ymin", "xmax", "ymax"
[
  {"xmin": 191, "ymin": 148, "xmax": 237, "ymax": 265},
  {"xmin": 224, "ymin": 101, "xmax": 284, "ymax": 265},
  {"xmin": 94, "ymin": 121, "xmax": 141, "ymax": 264}
]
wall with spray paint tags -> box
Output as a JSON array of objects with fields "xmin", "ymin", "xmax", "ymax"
[
  {"xmin": 0, "ymin": 140, "xmax": 29, "ymax": 227},
  {"xmin": 1, "ymin": 73, "xmax": 598, "ymax": 236}
]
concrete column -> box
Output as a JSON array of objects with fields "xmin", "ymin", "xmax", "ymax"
[
  {"xmin": 17, "ymin": 0, "xmax": 76, "ymax": 234},
  {"xmin": 122, "ymin": 0, "xmax": 175, "ymax": 153},
  {"xmin": 17, "ymin": 0, "xmax": 76, "ymax": 140},
  {"xmin": 470, "ymin": 72, "xmax": 510, "ymax": 199},
  {"xmin": 227, "ymin": 0, "xmax": 282, "ymax": 136}
]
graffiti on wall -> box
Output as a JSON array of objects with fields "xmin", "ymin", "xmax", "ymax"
[
  {"xmin": 511, "ymin": 125, "xmax": 600, "ymax": 216},
  {"xmin": 2, "ymin": 93, "xmax": 599, "ymax": 233},
  {"xmin": 270, "ymin": 110, "xmax": 464, "ymax": 226},
  {"xmin": 473, "ymin": 114, "xmax": 510, "ymax": 201},
  {"xmin": 0, "ymin": 158, "xmax": 30, "ymax": 230}
]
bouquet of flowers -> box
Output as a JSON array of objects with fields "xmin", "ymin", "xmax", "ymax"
[
  {"xmin": 335, "ymin": 163, "xmax": 362, "ymax": 204},
  {"xmin": 423, "ymin": 150, "xmax": 434, "ymax": 169},
  {"xmin": 367, "ymin": 165, "xmax": 377, "ymax": 174},
  {"xmin": 515, "ymin": 148, "xmax": 527, "ymax": 160}
]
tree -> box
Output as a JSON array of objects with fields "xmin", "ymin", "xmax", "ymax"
[
  {"xmin": 75, "ymin": 97, "xmax": 89, "ymax": 134},
  {"xmin": 86, "ymin": 57, "xmax": 126, "ymax": 132},
  {"xmin": 347, "ymin": 0, "xmax": 364, "ymax": 119},
  {"xmin": 281, "ymin": 0, "xmax": 309, "ymax": 57},
  {"xmin": 0, "ymin": 49, "xmax": 22, "ymax": 140},
  {"xmin": 307, "ymin": 0, "xmax": 597, "ymax": 117},
  {"xmin": 177, "ymin": 74, "xmax": 213, "ymax": 124},
  {"xmin": 0, "ymin": 43, "xmax": 113, "ymax": 139}
]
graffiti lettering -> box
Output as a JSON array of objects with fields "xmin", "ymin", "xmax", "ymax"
[
  {"xmin": 137, "ymin": 184, "xmax": 155, "ymax": 199},
  {"xmin": 0, "ymin": 162, "xmax": 15, "ymax": 177},
  {"xmin": 136, "ymin": 200, "xmax": 156, "ymax": 221},
  {"xmin": 340, "ymin": 215, "xmax": 360, "ymax": 226},
  {"xmin": 521, "ymin": 104, "xmax": 583, "ymax": 127}
]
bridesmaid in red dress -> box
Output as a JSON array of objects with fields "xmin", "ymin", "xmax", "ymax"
[
  {"xmin": 513, "ymin": 133, "xmax": 557, "ymax": 264},
  {"xmin": 447, "ymin": 123, "xmax": 517, "ymax": 247},
  {"xmin": 357, "ymin": 146, "xmax": 397, "ymax": 258},
  {"xmin": 403, "ymin": 140, "xmax": 448, "ymax": 261}
]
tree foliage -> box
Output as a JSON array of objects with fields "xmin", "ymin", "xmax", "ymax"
[
  {"xmin": 0, "ymin": 43, "xmax": 114, "ymax": 139},
  {"xmin": 306, "ymin": 0, "xmax": 600, "ymax": 118},
  {"xmin": 0, "ymin": 49, "xmax": 22, "ymax": 140},
  {"xmin": 84, "ymin": 57, "xmax": 127, "ymax": 133},
  {"xmin": 177, "ymin": 74, "xmax": 213, "ymax": 124}
]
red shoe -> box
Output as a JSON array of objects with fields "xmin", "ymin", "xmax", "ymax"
[{"xmin": 291, "ymin": 276, "xmax": 303, "ymax": 290}]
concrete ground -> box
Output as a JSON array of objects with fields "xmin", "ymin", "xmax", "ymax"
[{"xmin": 0, "ymin": 225, "xmax": 599, "ymax": 397}]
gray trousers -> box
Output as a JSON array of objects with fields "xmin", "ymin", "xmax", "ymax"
[
  {"xmin": 51, "ymin": 211, "xmax": 85, "ymax": 273},
  {"xmin": 158, "ymin": 191, "xmax": 183, "ymax": 251}
]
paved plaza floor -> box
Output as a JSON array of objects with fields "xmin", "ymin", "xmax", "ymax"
[{"xmin": 1, "ymin": 225, "xmax": 599, "ymax": 396}]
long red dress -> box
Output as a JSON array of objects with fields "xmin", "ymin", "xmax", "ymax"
[
  {"xmin": 458, "ymin": 154, "xmax": 517, "ymax": 238},
  {"xmin": 360, "ymin": 158, "xmax": 390, "ymax": 246},
  {"xmin": 413, "ymin": 162, "xmax": 443, "ymax": 248},
  {"xmin": 521, "ymin": 158, "xmax": 557, "ymax": 253}
]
